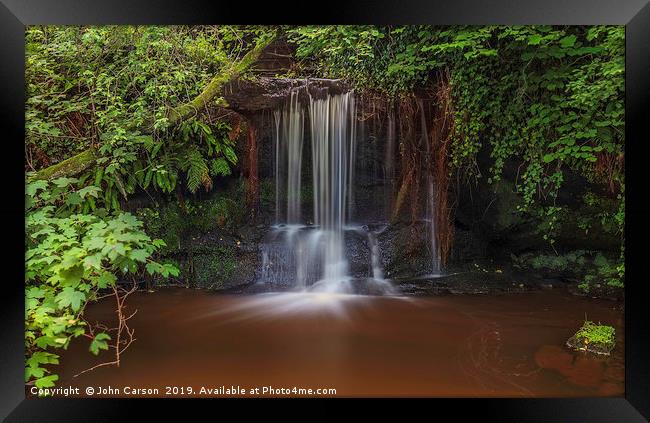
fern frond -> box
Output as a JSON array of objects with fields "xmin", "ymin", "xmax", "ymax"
[
  {"xmin": 210, "ymin": 157, "xmax": 232, "ymax": 177},
  {"xmin": 183, "ymin": 147, "xmax": 211, "ymax": 193}
]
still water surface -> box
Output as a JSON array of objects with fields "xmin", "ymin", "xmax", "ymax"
[{"xmin": 53, "ymin": 288, "xmax": 624, "ymax": 397}]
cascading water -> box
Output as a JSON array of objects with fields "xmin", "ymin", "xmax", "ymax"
[
  {"xmin": 419, "ymin": 99, "xmax": 442, "ymax": 275},
  {"xmin": 283, "ymin": 91, "xmax": 305, "ymax": 224},
  {"xmin": 384, "ymin": 103, "xmax": 396, "ymax": 219},
  {"xmin": 427, "ymin": 178, "xmax": 441, "ymax": 274},
  {"xmin": 262, "ymin": 90, "xmax": 314, "ymax": 288},
  {"xmin": 308, "ymin": 92, "xmax": 356, "ymax": 291},
  {"xmin": 260, "ymin": 88, "xmax": 394, "ymax": 295}
]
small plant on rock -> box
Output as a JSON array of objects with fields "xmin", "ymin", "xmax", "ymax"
[{"xmin": 566, "ymin": 320, "xmax": 615, "ymax": 355}]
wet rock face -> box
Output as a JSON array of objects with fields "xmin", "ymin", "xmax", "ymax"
[
  {"xmin": 182, "ymin": 227, "xmax": 263, "ymax": 290},
  {"xmin": 252, "ymin": 223, "xmax": 388, "ymax": 290},
  {"xmin": 345, "ymin": 229, "xmax": 372, "ymax": 279},
  {"xmin": 378, "ymin": 222, "xmax": 434, "ymax": 279},
  {"xmin": 223, "ymin": 77, "xmax": 352, "ymax": 113},
  {"xmin": 453, "ymin": 148, "xmax": 620, "ymax": 259},
  {"xmin": 450, "ymin": 227, "xmax": 488, "ymax": 265}
]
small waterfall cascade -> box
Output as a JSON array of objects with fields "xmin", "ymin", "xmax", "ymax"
[
  {"xmin": 367, "ymin": 230, "xmax": 384, "ymax": 281},
  {"xmin": 273, "ymin": 91, "xmax": 305, "ymax": 224},
  {"xmin": 426, "ymin": 178, "xmax": 441, "ymax": 274},
  {"xmin": 384, "ymin": 103, "xmax": 396, "ymax": 220},
  {"xmin": 260, "ymin": 89, "xmax": 394, "ymax": 294},
  {"xmin": 419, "ymin": 100, "xmax": 442, "ymax": 275}
]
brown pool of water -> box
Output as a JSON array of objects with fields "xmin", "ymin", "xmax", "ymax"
[{"xmin": 47, "ymin": 288, "xmax": 624, "ymax": 397}]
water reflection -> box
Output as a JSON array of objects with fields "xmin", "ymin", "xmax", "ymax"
[{"xmin": 192, "ymin": 291, "xmax": 412, "ymax": 324}]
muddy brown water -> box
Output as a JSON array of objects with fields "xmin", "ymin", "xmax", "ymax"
[{"xmin": 45, "ymin": 288, "xmax": 624, "ymax": 397}]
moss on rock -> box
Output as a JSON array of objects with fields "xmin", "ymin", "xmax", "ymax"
[
  {"xmin": 191, "ymin": 246, "xmax": 238, "ymax": 289},
  {"xmin": 567, "ymin": 321, "xmax": 616, "ymax": 355}
]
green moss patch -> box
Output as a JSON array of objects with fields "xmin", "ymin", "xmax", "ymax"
[
  {"xmin": 192, "ymin": 247, "xmax": 237, "ymax": 289},
  {"xmin": 566, "ymin": 320, "xmax": 615, "ymax": 355}
]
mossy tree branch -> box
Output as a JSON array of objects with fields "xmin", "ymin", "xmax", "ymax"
[
  {"xmin": 30, "ymin": 149, "xmax": 97, "ymax": 181},
  {"xmin": 31, "ymin": 32, "xmax": 277, "ymax": 181},
  {"xmin": 167, "ymin": 32, "xmax": 276, "ymax": 124}
]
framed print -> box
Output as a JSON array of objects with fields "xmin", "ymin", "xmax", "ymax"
[{"xmin": 1, "ymin": 0, "xmax": 649, "ymax": 421}]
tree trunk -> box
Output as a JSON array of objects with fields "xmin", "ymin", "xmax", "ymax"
[
  {"xmin": 31, "ymin": 149, "xmax": 97, "ymax": 181},
  {"xmin": 30, "ymin": 33, "xmax": 276, "ymax": 181}
]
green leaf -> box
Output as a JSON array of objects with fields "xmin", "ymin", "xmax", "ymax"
[
  {"xmin": 542, "ymin": 154, "xmax": 555, "ymax": 163},
  {"xmin": 55, "ymin": 287, "xmax": 86, "ymax": 312},
  {"xmin": 26, "ymin": 180, "xmax": 48, "ymax": 197},
  {"xmin": 83, "ymin": 253, "xmax": 103, "ymax": 270},
  {"xmin": 77, "ymin": 185, "xmax": 101, "ymax": 199},
  {"xmin": 26, "ymin": 287, "xmax": 45, "ymax": 299},
  {"xmin": 25, "ymin": 365, "xmax": 45, "ymax": 381},
  {"xmin": 86, "ymin": 235, "xmax": 107, "ymax": 251},
  {"xmin": 146, "ymin": 262, "xmax": 163, "ymax": 275},
  {"xmin": 89, "ymin": 332, "xmax": 111, "ymax": 355},
  {"xmin": 35, "ymin": 335, "xmax": 62, "ymax": 349},
  {"xmin": 211, "ymin": 157, "xmax": 232, "ymax": 176},
  {"xmin": 223, "ymin": 146, "xmax": 237, "ymax": 165},
  {"xmin": 95, "ymin": 272, "xmax": 117, "ymax": 289},
  {"xmin": 152, "ymin": 239, "xmax": 167, "ymax": 248},
  {"xmin": 58, "ymin": 266, "xmax": 84, "ymax": 287},
  {"xmin": 52, "ymin": 177, "xmax": 79, "ymax": 188},
  {"xmin": 65, "ymin": 192, "xmax": 83, "ymax": 206},
  {"xmin": 527, "ymin": 34, "xmax": 543, "ymax": 45},
  {"xmin": 35, "ymin": 374, "xmax": 59, "ymax": 389},
  {"xmin": 129, "ymin": 248, "xmax": 149, "ymax": 263},
  {"xmin": 27, "ymin": 351, "xmax": 59, "ymax": 368},
  {"xmin": 163, "ymin": 263, "xmax": 180, "ymax": 277},
  {"xmin": 559, "ymin": 35, "xmax": 577, "ymax": 48}
]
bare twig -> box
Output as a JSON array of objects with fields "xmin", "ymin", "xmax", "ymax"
[{"xmin": 73, "ymin": 281, "xmax": 139, "ymax": 378}]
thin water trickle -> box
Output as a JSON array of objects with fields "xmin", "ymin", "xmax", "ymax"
[
  {"xmin": 385, "ymin": 103, "xmax": 396, "ymax": 220},
  {"xmin": 419, "ymin": 99, "xmax": 442, "ymax": 275}
]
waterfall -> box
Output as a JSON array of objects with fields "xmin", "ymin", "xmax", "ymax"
[
  {"xmin": 367, "ymin": 230, "xmax": 384, "ymax": 281},
  {"xmin": 419, "ymin": 99, "xmax": 441, "ymax": 275},
  {"xmin": 427, "ymin": 178, "xmax": 441, "ymax": 274},
  {"xmin": 261, "ymin": 89, "xmax": 393, "ymax": 294},
  {"xmin": 309, "ymin": 92, "xmax": 355, "ymax": 290},
  {"xmin": 385, "ymin": 103, "xmax": 396, "ymax": 219},
  {"xmin": 273, "ymin": 109, "xmax": 281, "ymax": 223},
  {"xmin": 283, "ymin": 91, "xmax": 304, "ymax": 224}
]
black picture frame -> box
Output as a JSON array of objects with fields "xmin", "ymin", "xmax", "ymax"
[{"xmin": 1, "ymin": 1, "xmax": 648, "ymax": 421}]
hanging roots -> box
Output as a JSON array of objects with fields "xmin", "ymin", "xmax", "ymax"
[
  {"xmin": 244, "ymin": 118, "xmax": 259, "ymax": 218},
  {"xmin": 429, "ymin": 73, "xmax": 456, "ymax": 267},
  {"xmin": 594, "ymin": 150, "xmax": 624, "ymax": 195},
  {"xmin": 392, "ymin": 96, "xmax": 419, "ymax": 222},
  {"xmin": 391, "ymin": 73, "xmax": 456, "ymax": 268}
]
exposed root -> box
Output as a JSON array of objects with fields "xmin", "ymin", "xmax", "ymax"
[
  {"xmin": 244, "ymin": 118, "xmax": 260, "ymax": 219},
  {"xmin": 428, "ymin": 73, "xmax": 456, "ymax": 267}
]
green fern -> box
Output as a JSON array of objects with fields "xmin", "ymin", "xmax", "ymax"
[
  {"xmin": 210, "ymin": 157, "xmax": 232, "ymax": 177},
  {"xmin": 182, "ymin": 147, "xmax": 211, "ymax": 193}
]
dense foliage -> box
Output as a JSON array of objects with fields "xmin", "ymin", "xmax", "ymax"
[
  {"xmin": 289, "ymin": 25, "xmax": 625, "ymax": 287},
  {"xmin": 24, "ymin": 25, "xmax": 272, "ymax": 390},
  {"xmin": 25, "ymin": 177, "xmax": 178, "ymax": 389},
  {"xmin": 25, "ymin": 26, "xmax": 274, "ymax": 208}
]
